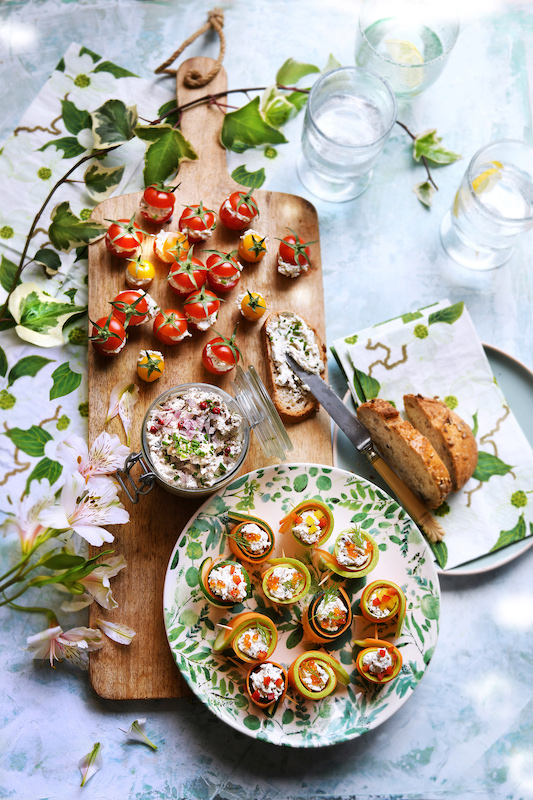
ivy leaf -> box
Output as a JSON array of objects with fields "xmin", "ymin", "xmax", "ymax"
[
  {"xmin": 0, "ymin": 346, "xmax": 6, "ymax": 377},
  {"xmin": 261, "ymin": 86, "xmax": 295, "ymax": 128},
  {"xmin": 50, "ymin": 362, "xmax": 82, "ymax": 399},
  {"xmin": 491, "ymin": 514, "xmax": 526, "ymax": 552},
  {"xmin": 473, "ymin": 452, "xmax": 513, "ymax": 482},
  {"xmin": 93, "ymin": 61, "xmax": 138, "ymax": 78},
  {"xmin": 134, "ymin": 124, "xmax": 198, "ymax": 185},
  {"xmin": 276, "ymin": 58, "xmax": 320, "ymax": 85},
  {"xmin": 48, "ymin": 202, "xmax": 106, "ymax": 253},
  {"xmin": 7, "ymin": 355, "xmax": 53, "ymax": 387},
  {"xmin": 25, "ymin": 457, "xmax": 63, "ymax": 494},
  {"xmin": 0, "ymin": 253, "xmax": 20, "ymax": 293},
  {"xmin": 8, "ymin": 283, "xmax": 86, "ymax": 348},
  {"xmin": 220, "ymin": 98, "xmax": 288, "ymax": 153},
  {"xmin": 230, "ymin": 165, "xmax": 265, "ymax": 189},
  {"xmin": 353, "ymin": 367, "xmax": 381, "ymax": 402},
  {"xmin": 74, "ymin": 245, "xmax": 88, "ymax": 263},
  {"xmin": 83, "ymin": 162, "xmax": 125, "ymax": 202},
  {"xmin": 90, "ymin": 99, "xmax": 138, "ymax": 149},
  {"xmin": 39, "ymin": 137, "xmax": 87, "ymax": 159},
  {"xmin": 79, "ymin": 46, "xmax": 100, "ymax": 62},
  {"xmin": 4, "ymin": 425, "xmax": 52, "ymax": 457},
  {"xmin": 413, "ymin": 180, "xmax": 435, "ymax": 207},
  {"xmin": 284, "ymin": 90, "xmax": 309, "ymax": 113},
  {"xmin": 33, "ymin": 248, "xmax": 62, "ymax": 276},
  {"xmin": 157, "ymin": 99, "xmax": 180, "ymax": 127},
  {"xmin": 61, "ymin": 100, "xmax": 91, "ymax": 135},
  {"xmin": 401, "ymin": 311, "xmax": 423, "ymax": 323},
  {"xmin": 322, "ymin": 53, "xmax": 342, "ymax": 72},
  {"xmin": 428, "ymin": 302, "xmax": 464, "ymax": 326},
  {"xmin": 413, "ymin": 130, "xmax": 462, "ymax": 165}
]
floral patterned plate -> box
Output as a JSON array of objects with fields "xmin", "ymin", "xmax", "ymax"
[{"xmin": 163, "ymin": 463, "xmax": 440, "ymax": 747}]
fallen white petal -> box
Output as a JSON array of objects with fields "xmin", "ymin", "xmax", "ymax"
[
  {"xmin": 79, "ymin": 742, "xmax": 102, "ymax": 787},
  {"xmin": 123, "ymin": 718, "xmax": 158, "ymax": 750},
  {"xmin": 118, "ymin": 385, "xmax": 139, "ymax": 448},
  {"xmin": 96, "ymin": 618, "xmax": 136, "ymax": 645}
]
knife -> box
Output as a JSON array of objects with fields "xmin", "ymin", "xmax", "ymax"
[{"xmin": 285, "ymin": 353, "xmax": 444, "ymax": 542}]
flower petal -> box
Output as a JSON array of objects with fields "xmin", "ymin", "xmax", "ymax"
[
  {"xmin": 96, "ymin": 618, "xmax": 136, "ymax": 645},
  {"xmin": 106, "ymin": 380, "xmax": 137, "ymax": 424},
  {"xmin": 118, "ymin": 384, "xmax": 139, "ymax": 448},
  {"xmin": 79, "ymin": 742, "xmax": 102, "ymax": 787},
  {"xmin": 72, "ymin": 523, "xmax": 115, "ymax": 546},
  {"xmin": 60, "ymin": 593, "xmax": 94, "ymax": 613},
  {"xmin": 123, "ymin": 719, "xmax": 157, "ymax": 750}
]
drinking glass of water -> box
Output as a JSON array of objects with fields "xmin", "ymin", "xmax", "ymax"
[
  {"xmin": 355, "ymin": 0, "xmax": 459, "ymax": 97},
  {"xmin": 440, "ymin": 140, "xmax": 533, "ymax": 270},
  {"xmin": 297, "ymin": 66, "xmax": 397, "ymax": 203}
]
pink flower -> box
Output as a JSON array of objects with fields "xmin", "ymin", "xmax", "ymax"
[
  {"xmin": 4, "ymin": 481, "xmax": 55, "ymax": 554},
  {"xmin": 26, "ymin": 624, "xmax": 103, "ymax": 669}
]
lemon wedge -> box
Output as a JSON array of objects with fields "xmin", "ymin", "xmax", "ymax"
[
  {"xmin": 472, "ymin": 161, "xmax": 503, "ymax": 195},
  {"xmin": 385, "ymin": 39, "xmax": 424, "ymax": 66}
]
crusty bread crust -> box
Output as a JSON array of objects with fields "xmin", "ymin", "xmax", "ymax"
[
  {"xmin": 404, "ymin": 394, "xmax": 478, "ymax": 492},
  {"xmin": 357, "ymin": 398, "xmax": 452, "ymax": 510},
  {"xmin": 262, "ymin": 311, "xmax": 326, "ymax": 424}
]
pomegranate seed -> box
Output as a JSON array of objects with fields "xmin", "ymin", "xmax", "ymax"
[
  {"xmin": 224, "ymin": 447, "xmax": 231, "ymax": 456},
  {"xmin": 149, "ymin": 426, "xmax": 158, "ymax": 434},
  {"xmin": 212, "ymin": 406, "xmax": 221, "ymax": 414},
  {"xmin": 199, "ymin": 401, "xmax": 208, "ymax": 410}
]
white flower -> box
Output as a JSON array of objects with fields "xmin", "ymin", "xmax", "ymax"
[
  {"xmin": 14, "ymin": 145, "xmax": 64, "ymax": 190},
  {"xmin": 56, "ymin": 431, "xmax": 129, "ymax": 484},
  {"xmin": 79, "ymin": 742, "xmax": 103, "ymax": 787},
  {"xmin": 26, "ymin": 624, "xmax": 103, "ymax": 669},
  {"xmin": 49, "ymin": 50, "xmax": 115, "ymax": 111},
  {"xmin": 61, "ymin": 555, "xmax": 127, "ymax": 611},
  {"xmin": 38, "ymin": 472, "xmax": 129, "ymax": 546},
  {"xmin": 96, "ymin": 618, "xmax": 136, "ymax": 645},
  {"xmin": 483, "ymin": 467, "xmax": 533, "ymax": 532},
  {"xmin": 3, "ymin": 480, "xmax": 56, "ymax": 554},
  {"xmin": 121, "ymin": 719, "xmax": 157, "ymax": 750}
]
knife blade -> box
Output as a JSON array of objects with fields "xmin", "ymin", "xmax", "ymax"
[
  {"xmin": 284, "ymin": 353, "xmax": 445, "ymax": 543},
  {"xmin": 285, "ymin": 353, "xmax": 373, "ymax": 454}
]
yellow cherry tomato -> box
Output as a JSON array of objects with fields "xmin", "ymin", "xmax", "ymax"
[
  {"xmin": 153, "ymin": 230, "xmax": 189, "ymax": 263},
  {"xmin": 125, "ymin": 257, "xmax": 155, "ymax": 289},
  {"xmin": 238, "ymin": 229, "xmax": 268, "ymax": 263},
  {"xmin": 240, "ymin": 290, "xmax": 267, "ymax": 321},
  {"xmin": 137, "ymin": 349, "xmax": 165, "ymax": 382}
]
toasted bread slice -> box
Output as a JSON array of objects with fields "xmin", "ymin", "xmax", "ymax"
[
  {"xmin": 404, "ymin": 394, "xmax": 478, "ymax": 492},
  {"xmin": 262, "ymin": 311, "xmax": 326, "ymax": 423},
  {"xmin": 357, "ymin": 398, "xmax": 452, "ymax": 509}
]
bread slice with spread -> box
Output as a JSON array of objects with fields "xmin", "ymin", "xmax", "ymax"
[
  {"xmin": 357, "ymin": 398, "xmax": 452, "ymax": 509},
  {"xmin": 263, "ymin": 310, "xmax": 326, "ymax": 423},
  {"xmin": 403, "ymin": 394, "xmax": 478, "ymax": 492}
]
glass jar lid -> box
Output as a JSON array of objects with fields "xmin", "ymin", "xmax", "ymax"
[{"xmin": 231, "ymin": 365, "xmax": 293, "ymax": 461}]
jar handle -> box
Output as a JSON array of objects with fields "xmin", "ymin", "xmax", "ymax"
[{"xmin": 115, "ymin": 452, "xmax": 156, "ymax": 504}]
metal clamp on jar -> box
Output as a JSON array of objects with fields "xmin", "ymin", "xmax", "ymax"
[{"xmin": 116, "ymin": 366, "xmax": 293, "ymax": 501}]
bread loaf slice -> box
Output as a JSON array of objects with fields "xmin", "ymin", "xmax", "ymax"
[
  {"xmin": 262, "ymin": 311, "xmax": 326, "ymax": 423},
  {"xmin": 404, "ymin": 394, "xmax": 478, "ymax": 491},
  {"xmin": 357, "ymin": 398, "xmax": 452, "ymax": 509}
]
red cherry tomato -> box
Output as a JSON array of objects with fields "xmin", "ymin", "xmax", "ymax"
[
  {"xmin": 219, "ymin": 189, "xmax": 259, "ymax": 231},
  {"xmin": 141, "ymin": 183, "xmax": 176, "ymax": 224},
  {"xmin": 110, "ymin": 290, "xmax": 150, "ymax": 328},
  {"xmin": 167, "ymin": 247, "xmax": 207, "ymax": 296},
  {"xmin": 277, "ymin": 228, "xmax": 317, "ymax": 275},
  {"xmin": 105, "ymin": 215, "xmax": 145, "ymax": 258},
  {"xmin": 202, "ymin": 326, "xmax": 242, "ymax": 374},
  {"xmin": 205, "ymin": 250, "xmax": 241, "ymax": 293},
  {"xmin": 179, "ymin": 202, "xmax": 217, "ymax": 243},
  {"xmin": 89, "ymin": 313, "xmax": 127, "ymax": 356},
  {"xmin": 153, "ymin": 309, "xmax": 190, "ymax": 346},
  {"xmin": 183, "ymin": 286, "xmax": 221, "ymax": 330}
]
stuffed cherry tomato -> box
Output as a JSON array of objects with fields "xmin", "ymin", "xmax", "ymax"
[
  {"xmin": 89, "ymin": 313, "xmax": 127, "ymax": 356},
  {"xmin": 140, "ymin": 183, "xmax": 176, "ymax": 223},
  {"xmin": 137, "ymin": 349, "xmax": 165, "ymax": 382},
  {"xmin": 237, "ymin": 290, "xmax": 267, "ymax": 321},
  {"xmin": 183, "ymin": 286, "xmax": 221, "ymax": 331},
  {"xmin": 238, "ymin": 230, "xmax": 268, "ymax": 263},
  {"xmin": 105, "ymin": 215, "xmax": 145, "ymax": 258},
  {"xmin": 125, "ymin": 256, "xmax": 155, "ymax": 289},
  {"xmin": 219, "ymin": 188, "xmax": 259, "ymax": 231},
  {"xmin": 205, "ymin": 250, "xmax": 241, "ymax": 293},
  {"xmin": 153, "ymin": 230, "xmax": 189, "ymax": 263},
  {"xmin": 202, "ymin": 325, "xmax": 242, "ymax": 375},
  {"xmin": 178, "ymin": 202, "xmax": 217, "ymax": 244},
  {"xmin": 167, "ymin": 247, "xmax": 207, "ymax": 296},
  {"xmin": 153, "ymin": 308, "xmax": 190, "ymax": 346},
  {"xmin": 110, "ymin": 290, "xmax": 153, "ymax": 328},
  {"xmin": 277, "ymin": 228, "xmax": 316, "ymax": 278}
]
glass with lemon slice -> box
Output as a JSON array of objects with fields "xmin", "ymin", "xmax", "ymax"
[
  {"xmin": 355, "ymin": 0, "xmax": 459, "ymax": 97},
  {"xmin": 440, "ymin": 140, "xmax": 533, "ymax": 270}
]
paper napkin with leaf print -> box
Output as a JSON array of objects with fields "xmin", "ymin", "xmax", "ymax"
[{"xmin": 331, "ymin": 300, "xmax": 533, "ymax": 570}]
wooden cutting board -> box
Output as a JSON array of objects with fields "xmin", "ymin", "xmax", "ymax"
[{"xmin": 87, "ymin": 57, "xmax": 332, "ymax": 699}]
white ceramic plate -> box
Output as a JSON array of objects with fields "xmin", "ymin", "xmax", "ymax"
[
  {"xmin": 333, "ymin": 344, "xmax": 533, "ymax": 576},
  {"xmin": 163, "ymin": 463, "xmax": 439, "ymax": 747}
]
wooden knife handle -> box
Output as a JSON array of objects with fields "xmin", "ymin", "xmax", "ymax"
[{"xmin": 370, "ymin": 455, "xmax": 445, "ymax": 543}]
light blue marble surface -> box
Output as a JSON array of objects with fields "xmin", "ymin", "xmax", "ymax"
[{"xmin": 1, "ymin": 1, "xmax": 533, "ymax": 798}]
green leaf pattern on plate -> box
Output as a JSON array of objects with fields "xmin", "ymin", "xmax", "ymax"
[{"xmin": 163, "ymin": 465, "xmax": 439, "ymax": 747}]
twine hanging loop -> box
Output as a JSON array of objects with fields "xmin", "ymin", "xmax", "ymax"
[{"xmin": 154, "ymin": 7, "xmax": 225, "ymax": 87}]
